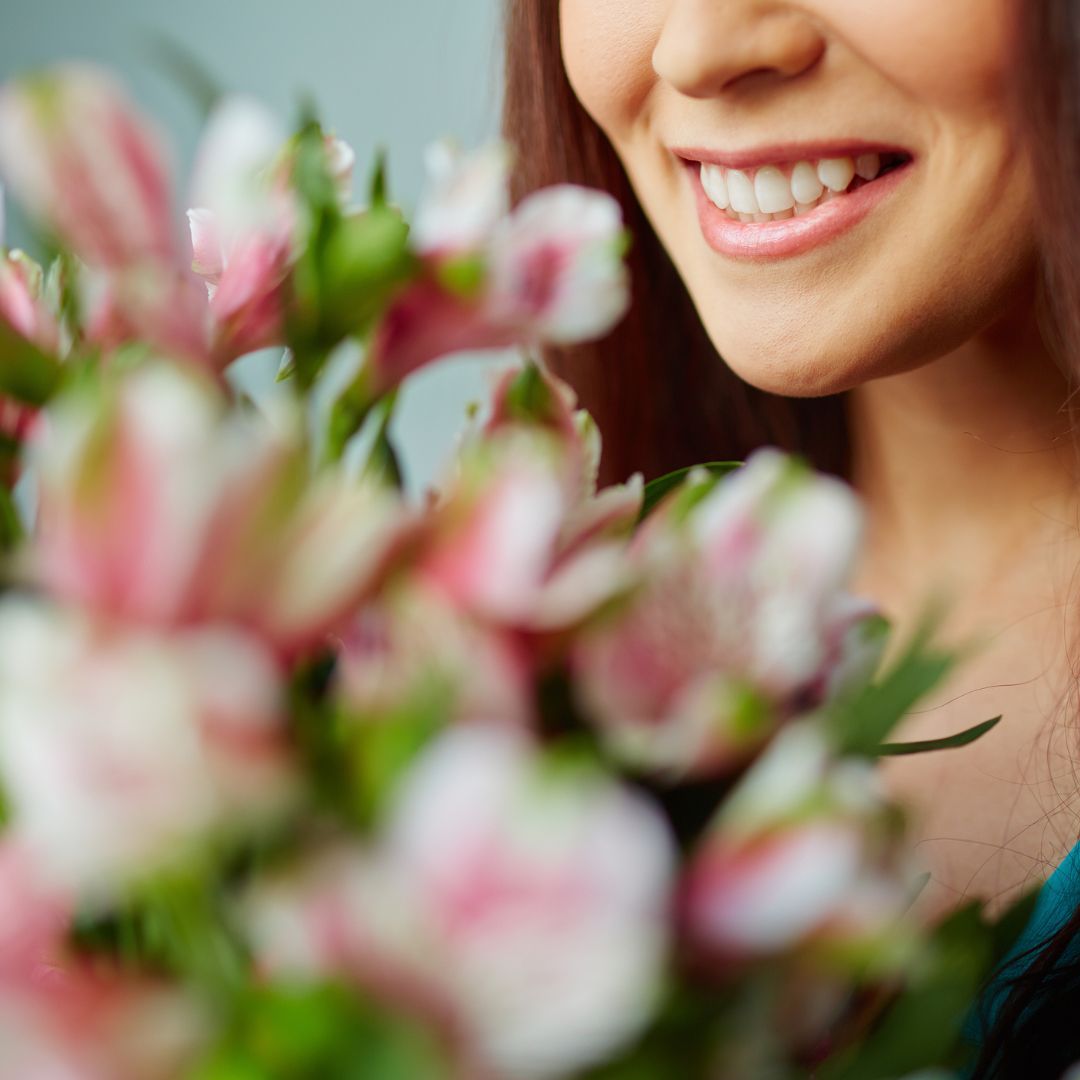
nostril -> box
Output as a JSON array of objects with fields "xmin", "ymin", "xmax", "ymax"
[{"xmin": 652, "ymin": 8, "xmax": 826, "ymax": 99}]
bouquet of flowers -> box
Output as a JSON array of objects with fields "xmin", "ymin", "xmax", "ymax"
[{"xmin": 0, "ymin": 64, "xmax": 1025, "ymax": 1080}]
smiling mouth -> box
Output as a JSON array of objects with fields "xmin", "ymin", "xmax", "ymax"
[{"xmin": 682, "ymin": 150, "xmax": 912, "ymax": 221}]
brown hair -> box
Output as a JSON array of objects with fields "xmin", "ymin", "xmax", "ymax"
[{"xmin": 501, "ymin": 0, "xmax": 850, "ymax": 489}]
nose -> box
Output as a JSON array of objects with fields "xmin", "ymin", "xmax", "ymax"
[{"xmin": 652, "ymin": 1, "xmax": 826, "ymax": 97}]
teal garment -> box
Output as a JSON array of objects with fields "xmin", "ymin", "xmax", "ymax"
[{"xmin": 964, "ymin": 839, "xmax": 1080, "ymax": 1054}]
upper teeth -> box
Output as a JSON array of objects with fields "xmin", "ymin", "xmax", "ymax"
[{"xmin": 700, "ymin": 153, "xmax": 882, "ymax": 220}]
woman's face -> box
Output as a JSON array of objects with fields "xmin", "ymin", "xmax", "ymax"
[{"xmin": 559, "ymin": 0, "xmax": 1036, "ymax": 396}]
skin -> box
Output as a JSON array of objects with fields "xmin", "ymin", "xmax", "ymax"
[{"xmin": 560, "ymin": 0, "xmax": 1080, "ymax": 917}]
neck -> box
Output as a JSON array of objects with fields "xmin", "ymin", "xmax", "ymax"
[{"xmin": 846, "ymin": 293, "xmax": 1080, "ymax": 629}]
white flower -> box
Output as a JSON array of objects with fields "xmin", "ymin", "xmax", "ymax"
[{"xmin": 0, "ymin": 599, "xmax": 292, "ymax": 899}]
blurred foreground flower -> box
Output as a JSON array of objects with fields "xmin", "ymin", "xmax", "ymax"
[
  {"xmin": 31, "ymin": 361, "xmax": 410, "ymax": 657},
  {"xmin": 0, "ymin": 65, "xmax": 176, "ymax": 271},
  {"xmin": 573, "ymin": 448, "xmax": 884, "ymax": 777},
  {"xmin": 0, "ymin": 600, "xmax": 292, "ymax": 898},
  {"xmin": 365, "ymin": 141, "xmax": 630, "ymax": 395},
  {"xmin": 682, "ymin": 722, "xmax": 910, "ymax": 963},
  {"xmin": 245, "ymin": 726, "xmax": 675, "ymax": 1079},
  {"xmin": 417, "ymin": 364, "xmax": 641, "ymax": 636}
]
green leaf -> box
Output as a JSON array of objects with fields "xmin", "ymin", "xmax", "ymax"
[
  {"xmin": 346, "ymin": 693, "xmax": 446, "ymax": 830},
  {"xmin": 0, "ymin": 482, "xmax": 24, "ymax": 551},
  {"xmin": 828, "ymin": 601, "xmax": 958, "ymax": 755},
  {"xmin": 0, "ymin": 320, "xmax": 63, "ymax": 405},
  {"xmin": 358, "ymin": 390, "xmax": 404, "ymax": 490},
  {"xmin": 368, "ymin": 146, "xmax": 389, "ymax": 208},
  {"xmin": 638, "ymin": 461, "xmax": 743, "ymax": 522},
  {"xmin": 818, "ymin": 902, "xmax": 994, "ymax": 1079},
  {"xmin": 192, "ymin": 982, "xmax": 451, "ymax": 1080},
  {"xmin": 875, "ymin": 715, "xmax": 1001, "ymax": 757}
]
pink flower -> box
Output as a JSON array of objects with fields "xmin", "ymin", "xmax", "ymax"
[
  {"xmin": 0, "ymin": 960, "xmax": 206, "ymax": 1080},
  {"xmin": 573, "ymin": 449, "xmax": 879, "ymax": 776},
  {"xmin": 186, "ymin": 97, "xmax": 302, "ymax": 365},
  {"xmin": 0, "ymin": 244, "xmax": 56, "ymax": 454},
  {"xmin": 0, "ymin": 65, "xmax": 217, "ymax": 366},
  {"xmin": 336, "ymin": 581, "xmax": 534, "ymax": 729},
  {"xmin": 0, "ymin": 65, "xmax": 176, "ymax": 272},
  {"xmin": 366, "ymin": 141, "xmax": 630, "ymax": 394},
  {"xmin": 31, "ymin": 361, "xmax": 410, "ymax": 657},
  {"xmin": 411, "ymin": 139, "xmax": 511, "ymax": 256},
  {"xmin": 419, "ymin": 427, "xmax": 639, "ymax": 634},
  {"xmin": 0, "ymin": 599, "xmax": 293, "ymax": 898},
  {"xmin": 0, "ymin": 838, "xmax": 71, "ymax": 987},
  {"xmin": 244, "ymin": 726, "xmax": 675, "ymax": 1079},
  {"xmin": 0, "ymin": 248, "xmax": 56, "ymax": 355},
  {"xmin": 680, "ymin": 723, "xmax": 910, "ymax": 963}
]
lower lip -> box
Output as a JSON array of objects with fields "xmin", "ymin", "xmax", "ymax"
[{"xmin": 686, "ymin": 160, "xmax": 913, "ymax": 261}]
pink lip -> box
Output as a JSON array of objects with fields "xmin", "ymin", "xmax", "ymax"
[{"xmin": 681, "ymin": 156, "xmax": 914, "ymax": 261}]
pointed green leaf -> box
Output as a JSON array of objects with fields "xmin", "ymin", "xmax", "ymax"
[
  {"xmin": 875, "ymin": 715, "xmax": 1002, "ymax": 757},
  {"xmin": 828, "ymin": 600, "xmax": 959, "ymax": 755},
  {"xmin": 639, "ymin": 461, "xmax": 743, "ymax": 522},
  {"xmin": 368, "ymin": 145, "xmax": 389, "ymax": 208}
]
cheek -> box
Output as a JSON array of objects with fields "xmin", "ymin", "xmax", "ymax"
[
  {"xmin": 558, "ymin": 0, "xmax": 662, "ymax": 139},
  {"xmin": 820, "ymin": 0, "xmax": 1016, "ymax": 111}
]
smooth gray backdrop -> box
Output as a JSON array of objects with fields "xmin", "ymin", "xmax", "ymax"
[{"xmin": 0, "ymin": 0, "xmax": 511, "ymax": 493}]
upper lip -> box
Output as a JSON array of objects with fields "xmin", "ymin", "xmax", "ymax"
[{"xmin": 670, "ymin": 140, "xmax": 913, "ymax": 170}]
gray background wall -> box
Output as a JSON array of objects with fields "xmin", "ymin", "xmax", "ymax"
[{"xmin": 0, "ymin": 0, "xmax": 511, "ymax": 494}]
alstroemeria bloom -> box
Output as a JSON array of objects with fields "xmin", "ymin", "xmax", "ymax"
[
  {"xmin": 366, "ymin": 140, "xmax": 630, "ymax": 394},
  {"xmin": 31, "ymin": 361, "xmax": 410, "ymax": 657},
  {"xmin": 0, "ymin": 65, "xmax": 175, "ymax": 271},
  {"xmin": 0, "ymin": 64, "xmax": 217, "ymax": 366},
  {"xmin": 187, "ymin": 97, "xmax": 301, "ymax": 365},
  {"xmin": 336, "ymin": 580, "xmax": 534, "ymax": 730},
  {"xmin": 244, "ymin": 726, "xmax": 675, "ymax": 1080},
  {"xmin": 680, "ymin": 722, "xmax": 910, "ymax": 963},
  {"xmin": 187, "ymin": 107, "xmax": 358, "ymax": 365},
  {"xmin": 0, "ymin": 599, "xmax": 292, "ymax": 899},
  {"xmin": 0, "ymin": 960, "xmax": 206, "ymax": 1080},
  {"xmin": 573, "ymin": 448, "xmax": 882, "ymax": 776},
  {"xmin": 0, "ymin": 247, "xmax": 56, "ymax": 358},
  {"xmin": 0, "ymin": 250, "xmax": 55, "ymax": 458},
  {"xmin": 419, "ymin": 426, "xmax": 639, "ymax": 634},
  {"xmin": 0, "ymin": 838, "xmax": 71, "ymax": 985}
]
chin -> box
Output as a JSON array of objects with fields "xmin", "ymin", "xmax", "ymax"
[{"xmin": 699, "ymin": 317, "xmax": 886, "ymax": 399}]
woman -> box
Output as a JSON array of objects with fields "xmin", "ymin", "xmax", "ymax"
[{"xmin": 504, "ymin": 1, "xmax": 1080, "ymax": 1075}]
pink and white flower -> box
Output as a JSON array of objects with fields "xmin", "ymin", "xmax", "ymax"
[
  {"xmin": 0, "ymin": 599, "xmax": 292, "ymax": 899},
  {"xmin": 0, "ymin": 960, "xmax": 206, "ymax": 1080},
  {"xmin": 0, "ymin": 65, "xmax": 176, "ymax": 272},
  {"xmin": 681, "ymin": 722, "xmax": 910, "ymax": 963},
  {"xmin": 336, "ymin": 581, "xmax": 534, "ymax": 729},
  {"xmin": 0, "ymin": 194, "xmax": 58, "ymax": 458},
  {"xmin": 419, "ymin": 427, "xmax": 639, "ymax": 634},
  {"xmin": 31, "ymin": 361, "xmax": 410, "ymax": 657},
  {"xmin": 573, "ymin": 449, "xmax": 881, "ymax": 776},
  {"xmin": 366, "ymin": 141, "xmax": 630, "ymax": 393},
  {"xmin": 411, "ymin": 138, "xmax": 511, "ymax": 256},
  {"xmin": 245, "ymin": 726, "xmax": 675, "ymax": 1079},
  {"xmin": 186, "ymin": 97, "xmax": 300, "ymax": 365}
]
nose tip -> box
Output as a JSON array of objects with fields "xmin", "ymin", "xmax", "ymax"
[{"xmin": 652, "ymin": 4, "xmax": 826, "ymax": 98}]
